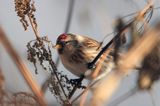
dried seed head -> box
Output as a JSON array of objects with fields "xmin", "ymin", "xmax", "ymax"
[
  {"xmin": 15, "ymin": 0, "xmax": 37, "ymax": 30},
  {"xmin": 26, "ymin": 37, "xmax": 85, "ymax": 105},
  {"xmin": 12, "ymin": 92, "xmax": 39, "ymax": 105}
]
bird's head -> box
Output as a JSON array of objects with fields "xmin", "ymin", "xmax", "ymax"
[{"xmin": 54, "ymin": 33, "xmax": 78, "ymax": 54}]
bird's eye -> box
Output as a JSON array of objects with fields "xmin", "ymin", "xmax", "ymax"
[{"xmin": 58, "ymin": 34, "xmax": 67, "ymax": 40}]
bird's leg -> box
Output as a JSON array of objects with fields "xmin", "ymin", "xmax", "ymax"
[
  {"xmin": 68, "ymin": 74, "xmax": 85, "ymax": 88},
  {"xmin": 68, "ymin": 74, "xmax": 85, "ymax": 99}
]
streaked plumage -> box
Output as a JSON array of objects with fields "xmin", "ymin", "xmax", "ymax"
[{"xmin": 55, "ymin": 33, "xmax": 113, "ymax": 78}]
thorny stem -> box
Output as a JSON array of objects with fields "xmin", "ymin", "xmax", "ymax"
[{"xmin": 28, "ymin": 14, "xmax": 40, "ymax": 40}]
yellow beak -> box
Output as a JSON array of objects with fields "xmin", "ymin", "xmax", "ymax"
[{"xmin": 53, "ymin": 44, "xmax": 62, "ymax": 49}]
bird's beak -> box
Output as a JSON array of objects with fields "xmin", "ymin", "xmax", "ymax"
[{"xmin": 53, "ymin": 44, "xmax": 62, "ymax": 49}]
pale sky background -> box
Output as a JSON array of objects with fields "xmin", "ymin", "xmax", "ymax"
[{"xmin": 1, "ymin": 0, "xmax": 160, "ymax": 106}]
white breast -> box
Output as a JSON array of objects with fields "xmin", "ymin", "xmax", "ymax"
[{"xmin": 60, "ymin": 54, "xmax": 88, "ymax": 77}]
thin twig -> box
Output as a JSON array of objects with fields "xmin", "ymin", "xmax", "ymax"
[
  {"xmin": 49, "ymin": 60, "xmax": 68, "ymax": 99},
  {"xmin": 0, "ymin": 28, "xmax": 47, "ymax": 106},
  {"xmin": 87, "ymin": 21, "xmax": 133, "ymax": 69},
  {"xmin": 148, "ymin": 90, "xmax": 156, "ymax": 106},
  {"xmin": 28, "ymin": 14, "xmax": 40, "ymax": 39},
  {"xmin": 107, "ymin": 86, "xmax": 138, "ymax": 106},
  {"xmin": 71, "ymin": 78, "xmax": 100, "ymax": 104},
  {"xmin": 71, "ymin": 62, "xmax": 114, "ymax": 104},
  {"xmin": 55, "ymin": 0, "xmax": 75, "ymax": 66},
  {"xmin": 64, "ymin": 0, "xmax": 75, "ymax": 33},
  {"xmin": 91, "ymin": 48, "xmax": 113, "ymax": 79},
  {"xmin": 79, "ymin": 49, "xmax": 114, "ymax": 106},
  {"xmin": 79, "ymin": 88, "xmax": 89, "ymax": 106},
  {"xmin": 136, "ymin": 0, "xmax": 153, "ymax": 20}
]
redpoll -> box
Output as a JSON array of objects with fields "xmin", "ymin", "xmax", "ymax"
[{"xmin": 54, "ymin": 33, "xmax": 113, "ymax": 79}]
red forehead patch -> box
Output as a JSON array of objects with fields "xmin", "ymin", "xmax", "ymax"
[{"xmin": 58, "ymin": 33, "xmax": 67, "ymax": 40}]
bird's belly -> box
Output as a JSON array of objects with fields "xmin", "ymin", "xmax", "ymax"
[{"xmin": 60, "ymin": 55, "xmax": 88, "ymax": 77}]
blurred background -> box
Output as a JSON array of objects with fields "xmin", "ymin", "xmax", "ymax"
[{"xmin": 0, "ymin": 0, "xmax": 160, "ymax": 105}]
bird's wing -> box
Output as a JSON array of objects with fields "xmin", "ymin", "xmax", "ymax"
[{"xmin": 81, "ymin": 36, "xmax": 101, "ymax": 50}]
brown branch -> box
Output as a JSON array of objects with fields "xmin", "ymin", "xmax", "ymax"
[
  {"xmin": 80, "ymin": 89, "xmax": 89, "ymax": 106},
  {"xmin": 91, "ymin": 48, "xmax": 113, "ymax": 79},
  {"xmin": 0, "ymin": 28, "xmax": 47, "ymax": 106},
  {"xmin": 90, "ymin": 23, "xmax": 160, "ymax": 106},
  {"xmin": 136, "ymin": 0, "xmax": 153, "ymax": 20},
  {"xmin": 28, "ymin": 14, "xmax": 40, "ymax": 39}
]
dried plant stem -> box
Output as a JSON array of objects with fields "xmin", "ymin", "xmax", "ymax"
[
  {"xmin": 90, "ymin": 25, "xmax": 160, "ymax": 106},
  {"xmin": 71, "ymin": 62, "xmax": 114, "ymax": 104},
  {"xmin": 64, "ymin": 0, "xmax": 75, "ymax": 33},
  {"xmin": 26, "ymin": 3, "xmax": 68, "ymax": 101},
  {"xmin": 0, "ymin": 28, "xmax": 47, "ymax": 106},
  {"xmin": 71, "ymin": 78, "xmax": 100, "ymax": 104},
  {"xmin": 91, "ymin": 48, "xmax": 112, "ymax": 79},
  {"xmin": 79, "ymin": 89, "xmax": 89, "ymax": 106},
  {"xmin": 28, "ymin": 14, "xmax": 40, "ymax": 39},
  {"xmin": 49, "ymin": 60, "xmax": 68, "ymax": 99},
  {"xmin": 136, "ymin": 0, "xmax": 153, "ymax": 20},
  {"xmin": 107, "ymin": 86, "xmax": 138, "ymax": 106},
  {"xmin": 148, "ymin": 90, "xmax": 156, "ymax": 106},
  {"xmin": 78, "ymin": 49, "xmax": 113, "ymax": 105}
]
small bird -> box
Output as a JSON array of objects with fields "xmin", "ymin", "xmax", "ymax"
[{"xmin": 54, "ymin": 33, "xmax": 113, "ymax": 79}]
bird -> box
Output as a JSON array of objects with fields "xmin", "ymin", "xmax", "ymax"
[{"xmin": 54, "ymin": 33, "xmax": 114, "ymax": 79}]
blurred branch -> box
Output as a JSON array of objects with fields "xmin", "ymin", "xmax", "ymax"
[
  {"xmin": 91, "ymin": 48, "xmax": 113, "ymax": 79},
  {"xmin": 87, "ymin": 20, "xmax": 132, "ymax": 69},
  {"xmin": 0, "ymin": 67, "xmax": 5, "ymax": 103},
  {"xmin": 79, "ymin": 49, "xmax": 113, "ymax": 106},
  {"xmin": 70, "ymin": 1, "xmax": 155, "ymax": 105},
  {"xmin": 90, "ymin": 22, "xmax": 160, "ymax": 106},
  {"xmin": 0, "ymin": 28, "xmax": 47, "ymax": 106},
  {"xmin": 55, "ymin": 0, "xmax": 75, "ymax": 66},
  {"xmin": 71, "ymin": 50, "xmax": 114, "ymax": 104},
  {"xmin": 64, "ymin": 0, "xmax": 75, "ymax": 33},
  {"xmin": 136, "ymin": 0, "xmax": 153, "ymax": 20},
  {"xmin": 107, "ymin": 86, "xmax": 138, "ymax": 106},
  {"xmin": 88, "ymin": 0, "xmax": 153, "ymax": 70}
]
